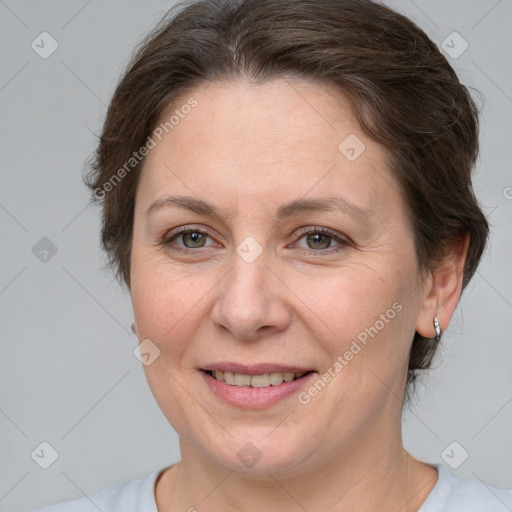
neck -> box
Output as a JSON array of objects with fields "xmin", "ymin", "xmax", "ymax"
[{"xmin": 159, "ymin": 419, "xmax": 437, "ymax": 512}]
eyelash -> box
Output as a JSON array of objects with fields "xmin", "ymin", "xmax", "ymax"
[{"xmin": 161, "ymin": 224, "xmax": 350, "ymax": 256}]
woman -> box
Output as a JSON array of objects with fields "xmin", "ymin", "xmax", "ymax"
[{"xmin": 35, "ymin": 0, "xmax": 511, "ymax": 510}]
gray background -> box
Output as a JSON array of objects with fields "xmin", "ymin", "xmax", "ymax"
[{"xmin": 0, "ymin": 0, "xmax": 511, "ymax": 510}]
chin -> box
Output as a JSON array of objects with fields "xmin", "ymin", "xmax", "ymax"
[{"xmin": 204, "ymin": 434, "xmax": 315, "ymax": 478}]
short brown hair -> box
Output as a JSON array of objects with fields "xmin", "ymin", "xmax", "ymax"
[{"xmin": 84, "ymin": 0, "xmax": 489, "ymax": 390}]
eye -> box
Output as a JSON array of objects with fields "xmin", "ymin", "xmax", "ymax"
[
  {"xmin": 162, "ymin": 225, "xmax": 217, "ymax": 252},
  {"xmin": 160, "ymin": 225, "xmax": 350, "ymax": 255},
  {"xmin": 292, "ymin": 227, "xmax": 349, "ymax": 254}
]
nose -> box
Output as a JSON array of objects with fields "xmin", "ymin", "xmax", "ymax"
[{"xmin": 211, "ymin": 250, "xmax": 292, "ymax": 341}]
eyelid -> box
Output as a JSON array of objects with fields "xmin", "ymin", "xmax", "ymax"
[
  {"xmin": 290, "ymin": 226, "xmax": 350, "ymax": 253},
  {"xmin": 292, "ymin": 225, "xmax": 348, "ymax": 242},
  {"xmin": 161, "ymin": 224, "xmax": 218, "ymax": 249},
  {"xmin": 161, "ymin": 224, "xmax": 350, "ymax": 254}
]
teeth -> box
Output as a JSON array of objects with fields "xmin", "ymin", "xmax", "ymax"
[
  {"xmin": 269, "ymin": 372, "xmax": 284, "ymax": 385},
  {"xmin": 208, "ymin": 370, "xmax": 309, "ymax": 387},
  {"xmin": 250, "ymin": 374, "xmax": 270, "ymax": 387},
  {"xmin": 234, "ymin": 373, "xmax": 251, "ymax": 386},
  {"xmin": 223, "ymin": 371, "xmax": 235, "ymax": 385}
]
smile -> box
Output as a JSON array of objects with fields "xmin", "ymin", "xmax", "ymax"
[
  {"xmin": 204, "ymin": 370, "xmax": 311, "ymax": 388},
  {"xmin": 200, "ymin": 365, "xmax": 316, "ymax": 409}
]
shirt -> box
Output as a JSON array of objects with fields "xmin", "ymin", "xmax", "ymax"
[{"xmin": 33, "ymin": 463, "xmax": 512, "ymax": 511}]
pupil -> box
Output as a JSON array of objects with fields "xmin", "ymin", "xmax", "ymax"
[
  {"xmin": 309, "ymin": 233, "xmax": 329, "ymax": 249},
  {"xmin": 185, "ymin": 231, "xmax": 204, "ymax": 247}
]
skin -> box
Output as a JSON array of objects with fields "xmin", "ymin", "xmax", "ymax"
[{"xmin": 130, "ymin": 78, "xmax": 468, "ymax": 511}]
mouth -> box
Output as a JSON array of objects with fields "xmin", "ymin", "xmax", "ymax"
[
  {"xmin": 202, "ymin": 369, "xmax": 313, "ymax": 388},
  {"xmin": 198, "ymin": 361, "xmax": 317, "ymax": 408},
  {"xmin": 199, "ymin": 364, "xmax": 316, "ymax": 409}
]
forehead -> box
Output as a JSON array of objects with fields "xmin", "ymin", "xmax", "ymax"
[
  {"xmin": 166, "ymin": 78, "xmax": 363, "ymax": 156},
  {"xmin": 137, "ymin": 78, "xmax": 402, "ymax": 219}
]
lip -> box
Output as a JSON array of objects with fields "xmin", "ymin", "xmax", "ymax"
[
  {"xmin": 199, "ymin": 368, "xmax": 316, "ymax": 409},
  {"xmin": 200, "ymin": 362, "xmax": 314, "ymax": 375}
]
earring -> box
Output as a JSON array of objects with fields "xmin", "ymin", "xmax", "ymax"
[
  {"xmin": 131, "ymin": 323, "xmax": 137, "ymax": 334},
  {"xmin": 433, "ymin": 315, "xmax": 442, "ymax": 342}
]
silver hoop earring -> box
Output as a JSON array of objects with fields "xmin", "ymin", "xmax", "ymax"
[{"xmin": 433, "ymin": 315, "xmax": 441, "ymax": 342}]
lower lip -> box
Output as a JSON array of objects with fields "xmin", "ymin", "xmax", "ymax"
[{"xmin": 200, "ymin": 371, "xmax": 316, "ymax": 409}]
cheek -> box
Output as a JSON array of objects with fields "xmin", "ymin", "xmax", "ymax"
[
  {"xmin": 304, "ymin": 263, "xmax": 403, "ymax": 337},
  {"xmin": 130, "ymin": 254, "xmax": 216, "ymax": 358},
  {"xmin": 302, "ymin": 259, "xmax": 416, "ymax": 390},
  {"xmin": 130, "ymin": 258, "xmax": 213, "ymax": 434}
]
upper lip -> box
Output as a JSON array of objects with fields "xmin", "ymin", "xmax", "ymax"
[{"xmin": 201, "ymin": 362, "xmax": 315, "ymax": 375}]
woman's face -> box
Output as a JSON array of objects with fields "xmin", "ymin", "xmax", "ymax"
[{"xmin": 130, "ymin": 78, "xmax": 428, "ymax": 476}]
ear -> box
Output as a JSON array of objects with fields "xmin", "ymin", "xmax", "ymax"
[{"xmin": 415, "ymin": 235, "xmax": 470, "ymax": 338}]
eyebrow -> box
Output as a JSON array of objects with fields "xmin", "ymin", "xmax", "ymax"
[{"xmin": 145, "ymin": 195, "xmax": 373, "ymax": 221}]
